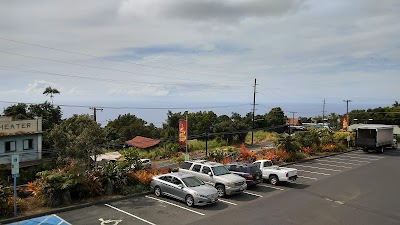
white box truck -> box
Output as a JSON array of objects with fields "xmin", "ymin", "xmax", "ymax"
[{"xmin": 355, "ymin": 125, "xmax": 397, "ymax": 153}]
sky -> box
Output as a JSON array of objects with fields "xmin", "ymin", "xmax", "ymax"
[{"xmin": 0, "ymin": 0, "xmax": 399, "ymax": 126}]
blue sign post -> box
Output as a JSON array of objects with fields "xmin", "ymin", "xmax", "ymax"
[{"xmin": 11, "ymin": 154, "xmax": 19, "ymax": 217}]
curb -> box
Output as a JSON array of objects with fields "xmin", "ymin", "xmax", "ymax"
[
  {"xmin": 282, "ymin": 148, "xmax": 356, "ymax": 166},
  {"xmin": 0, "ymin": 191, "xmax": 151, "ymax": 225}
]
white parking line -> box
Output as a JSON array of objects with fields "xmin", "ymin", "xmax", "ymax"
[
  {"xmin": 295, "ymin": 165, "xmax": 341, "ymax": 172},
  {"xmin": 105, "ymin": 204, "xmax": 156, "ymax": 225},
  {"xmin": 298, "ymin": 176, "xmax": 318, "ymax": 180},
  {"xmin": 297, "ymin": 169, "xmax": 330, "ymax": 176},
  {"xmin": 53, "ymin": 215, "xmax": 72, "ymax": 225},
  {"xmin": 259, "ymin": 184, "xmax": 285, "ymax": 191},
  {"xmin": 310, "ymin": 163, "xmax": 352, "ymax": 169},
  {"xmin": 336, "ymin": 155, "xmax": 379, "ymax": 160},
  {"xmin": 316, "ymin": 159, "xmax": 361, "ymax": 166},
  {"xmin": 218, "ymin": 199, "xmax": 238, "ymax": 206},
  {"xmin": 329, "ymin": 158, "xmax": 369, "ymax": 163},
  {"xmin": 347, "ymin": 153, "xmax": 385, "ymax": 159},
  {"xmin": 243, "ymin": 191, "xmax": 263, "ymax": 197},
  {"xmin": 145, "ymin": 196, "xmax": 205, "ymax": 216}
]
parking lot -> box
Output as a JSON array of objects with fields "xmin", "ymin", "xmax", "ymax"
[{"xmin": 11, "ymin": 149, "xmax": 397, "ymax": 225}]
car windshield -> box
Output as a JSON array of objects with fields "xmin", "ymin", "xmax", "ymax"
[
  {"xmin": 182, "ymin": 177, "xmax": 205, "ymax": 187},
  {"xmin": 212, "ymin": 166, "xmax": 231, "ymax": 176}
]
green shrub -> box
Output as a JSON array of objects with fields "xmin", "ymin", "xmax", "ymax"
[
  {"xmin": 0, "ymin": 179, "xmax": 13, "ymax": 218},
  {"xmin": 18, "ymin": 162, "xmax": 56, "ymax": 185},
  {"xmin": 285, "ymin": 152, "xmax": 307, "ymax": 162},
  {"xmin": 245, "ymin": 131, "xmax": 278, "ymax": 144},
  {"xmin": 173, "ymin": 153, "xmax": 186, "ymax": 166}
]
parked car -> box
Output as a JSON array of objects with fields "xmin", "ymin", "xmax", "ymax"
[
  {"xmin": 150, "ymin": 172, "xmax": 219, "ymax": 207},
  {"xmin": 131, "ymin": 159, "xmax": 152, "ymax": 170},
  {"xmin": 253, "ymin": 159, "xmax": 297, "ymax": 185},
  {"xmin": 225, "ymin": 162, "xmax": 263, "ymax": 187},
  {"xmin": 179, "ymin": 160, "xmax": 247, "ymax": 197},
  {"xmin": 140, "ymin": 158, "xmax": 152, "ymax": 169}
]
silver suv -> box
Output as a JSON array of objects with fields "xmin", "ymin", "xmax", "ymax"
[{"xmin": 179, "ymin": 160, "xmax": 247, "ymax": 197}]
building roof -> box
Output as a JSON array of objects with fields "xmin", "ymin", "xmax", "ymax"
[
  {"xmin": 125, "ymin": 136, "xmax": 160, "ymax": 149},
  {"xmin": 0, "ymin": 131, "xmax": 43, "ymax": 137},
  {"xmin": 286, "ymin": 118, "xmax": 299, "ymax": 125}
]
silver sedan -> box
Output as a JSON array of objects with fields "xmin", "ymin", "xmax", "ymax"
[{"xmin": 150, "ymin": 172, "xmax": 219, "ymax": 207}]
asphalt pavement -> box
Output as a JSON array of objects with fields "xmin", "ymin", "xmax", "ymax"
[{"xmin": 7, "ymin": 148, "xmax": 400, "ymax": 225}]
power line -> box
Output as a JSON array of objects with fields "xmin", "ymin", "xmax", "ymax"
[
  {"xmin": 0, "ymin": 100, "xmax": 251, "ymax": 110},
  {"xmin": 0, "ymin": 65, "xmax": 249, "ymax": 94},
  {"xmin": 0, "ymin": 50, "xmax": 248, "ymax": 87},
  {"xmin": 0, "ymin": 36, "xmax": 249, "ymax": 81}
]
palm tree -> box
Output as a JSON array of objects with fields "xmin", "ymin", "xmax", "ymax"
[{"xmin": 43, "ymin": 86, "xmax": 60, "ymax": 105}]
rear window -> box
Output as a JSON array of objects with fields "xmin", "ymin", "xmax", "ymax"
[
  {"xmin": 181, "ymin": 162, "xmax": 193, "ymax": 169},
  {"xmin": 192, "ymin": 164, "xmax": 201, "ymax": 172},
  {"xmin": 249, "ymin": 166, "xmax": 261, "ymax": 173}
]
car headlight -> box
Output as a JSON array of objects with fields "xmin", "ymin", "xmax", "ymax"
[
  {"xmin": 226, "ymin": 182, "xmax": 234, "ymax": 188},
  {"xmin": 193, "ymin": 192, "xmax": 207, "ymax": 198}
]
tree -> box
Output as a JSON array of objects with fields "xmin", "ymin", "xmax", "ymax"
[
  {"xmin": 43, "ymin": 86, "xmax": 60, "ymax": 105},
  {"xmin": 105, "ymin": 113, "xmax": 161, "ymax": 143},
  {"xmin": 48, "ymin": 114, "xmax": 106, "ymax": 166},
  {"xmin": 3, "ymin": 103, "xmax": 30, "ymax": 120},
  {"xmin": 265, "ymin": 107, "xmax": 286, "ymax": 127},
  {"xmin": 3, "ymin": 102, "xmax": 62, "ymax": 130}
]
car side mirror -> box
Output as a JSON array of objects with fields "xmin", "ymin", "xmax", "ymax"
[
  {"xmin": 177, "ymin": 184, "xmax": 183, "ymax": 189},
  {"xmin": 208, "ymin": 172, "xmax": 213, "ymax": 176}
]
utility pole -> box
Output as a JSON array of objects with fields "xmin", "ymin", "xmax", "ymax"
[
  {"xmin": 90, "ymin": 107, "xmax": 103, "ymax": 122},
  {"xmin": 343, "ymin": 100, "xmax": 352, "ymax": 124},
  {"xmin": 288, "ymin": 111, "xmax": 297, "ymax": 134},
  {"xmin": 251, "ymin": 78, "xmax": 258, "ymax": 145}
]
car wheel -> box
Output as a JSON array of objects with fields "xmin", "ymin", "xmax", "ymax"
[
  {"xmin": 185, "ymin": 195, "xmax": 194, "ymax": 207},
  {"xmin": 216, "ymin": 185, "xmax": 225, "ymax": 197},
  {"xmin": 154, "ymin": 186, "xmax": 162, "ymax": 197},
  {"xmin": 363, "ymin": 148, "xmax": 368, "ymax": 152},
  {"xmin": 269, "ymin": 175, "xmax": 279, "ymax": 185}
]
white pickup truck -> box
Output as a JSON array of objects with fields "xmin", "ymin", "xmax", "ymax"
[{"xmin": 253, "ymin": 160, "xmax": 298, "ymax": 185}]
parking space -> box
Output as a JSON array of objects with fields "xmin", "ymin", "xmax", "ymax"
[
  {"xmin": 17, "ymin": 149, "xmax": 394, "ymax": 225},
  {"xmin": 9, "ymin": 214, "xmax": 70, "ymax": 225},
  {"xmin": 291, "ymin": 149, "xmax": 387, "ymax": 185}
]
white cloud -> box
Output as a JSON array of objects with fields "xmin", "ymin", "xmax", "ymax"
[{"xmin": 0, "ymin": 0, "xmax": 399, "ymax": 121}]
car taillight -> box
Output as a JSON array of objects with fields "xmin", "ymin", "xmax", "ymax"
[
  {"xmin": 286, "ymin": 173, "xmax": 288, "ymax": 177},
  {"xmin": 247, "ymin": 174, "xmax": 253, "ymax": 179}
]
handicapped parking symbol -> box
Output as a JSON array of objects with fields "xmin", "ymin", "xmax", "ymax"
[{"xmin": 99, "ymin": 218, "xmax": 122, "ymax": 225}]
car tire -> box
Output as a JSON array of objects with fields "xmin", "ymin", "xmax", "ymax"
[
  {"xmin": 154, "ymin": 186, "xmax": 162, "ymax": 197},
  {"xmin": 216, "ymin": 185, "xmax": 226, "ymax": 197},
  {"xmin": 269, "ymin": 175, "xmax": 279, "ymax": 186},
  {"xmin": 185, "ymin": 195, "xmax": 194, "ymax": 207}
]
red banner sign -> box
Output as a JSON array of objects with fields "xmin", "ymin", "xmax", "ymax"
[
  {"xmin": 179, "ymin": 119, "xmax": 187, "ymax": 146},
  {"xmin": 342, "ymin": 116, "xmax": 348, "ymax": 131}
]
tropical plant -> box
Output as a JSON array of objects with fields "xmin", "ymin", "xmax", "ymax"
[
  {"xmin": 35, "ymin": 168, "xmax": 85, "ymax": 207},
  {"xmin": 100, "ymin": 161, "xmax": 131, "ymax": 194},
  {"xmin": 0, "ymin": 179, "xmax": 13, "ymax": 217},
  {"xmin": 43, "ymin": 86, "xmax": 60, "ymax": 105},
  {"xmin": 274, "ymin": 135, "xmax": 301, "ymax": 154}
]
